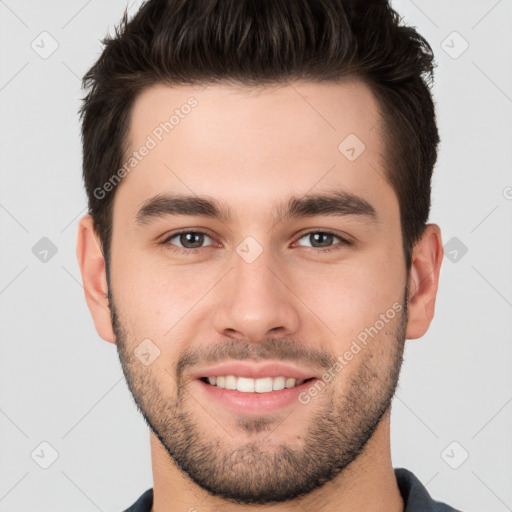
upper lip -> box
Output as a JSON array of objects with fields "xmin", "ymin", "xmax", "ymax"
[{"xmin": 190, "ymin": 361, "xmax": 318, "ymax": 381}]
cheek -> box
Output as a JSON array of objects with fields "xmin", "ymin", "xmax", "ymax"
[
  {"xmin": 111, "ymin": 252, "xmax": 216, "ymax": 343},
  {"xmin": 287, "ymin": 252, "xmax": 405, "ymax": 342}
]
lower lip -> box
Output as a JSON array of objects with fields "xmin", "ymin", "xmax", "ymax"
[{"xmin": 194, "ymin": 378, "xmax": 317, "ymax": 415}]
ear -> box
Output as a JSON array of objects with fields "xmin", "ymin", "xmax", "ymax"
[
  {"xmin": 76, "ymin": 214, "xmax": 116, "ymax": 344},
  {"xmin": 405, "ymin": 223, "xmax": 444, "ymax": 339}
]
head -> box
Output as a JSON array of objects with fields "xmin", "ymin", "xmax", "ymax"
[{"xmin": 77, "ymin": 0, "xmax": 443, "ymax": 505}]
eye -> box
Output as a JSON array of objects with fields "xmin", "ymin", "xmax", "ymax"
[
  {"xmin": 162, "ymin": 230, "xmax": 215, "ymax": 252},
  {"xmin": 160, "ymin": 229, "xmax": 351, "ymax": 255},
  {"xmin": 295, "ymin": 231, "xmax": 350, "ymax": 252}
]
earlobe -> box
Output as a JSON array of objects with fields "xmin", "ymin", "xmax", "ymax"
[
  {"xmin": 405, "ymin": 224, "xmax": 444, "ymax": 340},
  {"xmin": 76, "ymin": 215, "xmax": 116, "ymax": 344}
]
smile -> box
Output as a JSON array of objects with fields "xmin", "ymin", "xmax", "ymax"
[{"xmin": 201, "ymin": 375, "xmax": 313, "ymax": 393}]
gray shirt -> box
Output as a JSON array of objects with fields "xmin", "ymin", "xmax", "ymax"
[
  {"xmin": 123, "ymin": 467, "xmax": 463, "ymax": 511},
  {"xmin": 395, "ymin": 468, "xmax": 462, "ymax": 511}
]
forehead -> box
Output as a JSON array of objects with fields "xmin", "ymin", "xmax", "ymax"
[{"xmin": 115, "ymin": 79, "xmax": 396, "ymax": 225}]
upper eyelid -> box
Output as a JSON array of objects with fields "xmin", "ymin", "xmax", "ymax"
[{"xmin": 161, "ymin": 228, "xmax": 215, "ymax": 241}]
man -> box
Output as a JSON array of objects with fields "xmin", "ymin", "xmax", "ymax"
[{"xmin": 76, "ymin": 0, "xmax": 461, "ymax": 510}]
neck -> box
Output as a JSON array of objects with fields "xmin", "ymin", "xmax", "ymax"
[{"xmin": 149, "ymin": 409, "xmax": 403, "ymax": 512}]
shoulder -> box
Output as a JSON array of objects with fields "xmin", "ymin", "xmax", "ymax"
[
  {"xmin": 122, "ymin": 488, "xmax": 153, "ymax": 512},
  {"xmin": 395, "ymin": 468, "xmax": 463, "ymax": 512}
]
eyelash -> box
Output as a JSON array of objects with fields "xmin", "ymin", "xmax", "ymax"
[{"xmin": 160, "ymin": 230, "xmax": 351, "ymax": 255}]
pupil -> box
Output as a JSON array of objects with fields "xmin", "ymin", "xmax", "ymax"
[
  {"xmin": 181, "ymin": 232, "xmax": 204, "ymax": 248},
  {"xmin": 312, "ymin": 233, "xmax": 333, "ymax": 247}
]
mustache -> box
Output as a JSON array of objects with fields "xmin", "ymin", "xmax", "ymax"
[{"xmin": 176, "ymin": 337, "xmax": 338, "ymax": 382}]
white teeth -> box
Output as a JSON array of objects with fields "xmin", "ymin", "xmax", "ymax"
[
  {"xmin": 225, "ymin": 375, "xmax": 237, "ymax": 390},
  {"xmin": 254, "ymin": 377, "xmax": 273, "ymax": 393},
  {"xmin": 272, "ymin": 376, "xmax": 286, "ymax": 390},
  {"xmin": 205, "ymin": 375, "xmax": 307, "ymax": 393},
  {"xmin": 237, "ymin": 377, "xmax": 255, "ymax": 392},
  {"xmin": 285, "ymin": 378, "xmax": 296, "ymax": 388}
]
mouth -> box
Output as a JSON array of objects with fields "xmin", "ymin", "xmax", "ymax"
[
  {"xmin": 193, "ymin": 372, "xmax": 319, "ymax": 416},
  {"xmin": 190, "ymin": 361, "xmax": 321, "ymax": 415}
]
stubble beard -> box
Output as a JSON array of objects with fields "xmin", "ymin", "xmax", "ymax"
[{"xmin": 111, "ymin": 290, "xmax": 408, "ymax": 504}]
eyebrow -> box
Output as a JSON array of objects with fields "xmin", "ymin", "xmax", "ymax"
[{"xmin": 135, "ymin": 190, "xmax": 377, "ymax": 225}]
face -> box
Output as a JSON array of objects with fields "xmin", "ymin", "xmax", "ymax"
[{"xmin": 107, "ymin": 80, "xmax": 410, "ymax": 503}]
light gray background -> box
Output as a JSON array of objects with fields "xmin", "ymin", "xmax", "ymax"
[{"xmin": 0, "ymin": 1, "xmax": 511, "ymax": 511}]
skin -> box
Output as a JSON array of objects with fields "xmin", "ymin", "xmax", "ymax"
[{"xmin": 77, "ymin": 79, "xmax": 443, "ymax": 512}]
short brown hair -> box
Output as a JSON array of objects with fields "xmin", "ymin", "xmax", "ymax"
[{"xmin": 79, "ymin": 0, "xmax": 439, "ymax": 273}]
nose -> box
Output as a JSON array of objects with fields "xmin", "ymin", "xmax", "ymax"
[{"xmin": 212, "ymin": 247, "xmax": 301, "ymax": 343}]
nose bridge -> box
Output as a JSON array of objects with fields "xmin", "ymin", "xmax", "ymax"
[
  {"xmin": 233, "ymin": 248, "xmax": 279, "ymax": 303},
  {"xmin": 212, "ymin": 238, "xmax": 300, "ymax": 342}
]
